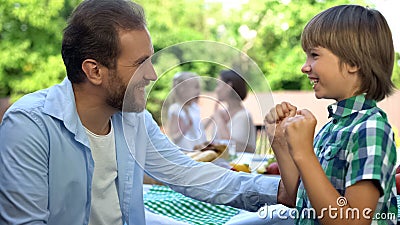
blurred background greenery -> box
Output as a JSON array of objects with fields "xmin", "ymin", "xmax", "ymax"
[{"xmin": 0, "ymin": 0, "xmax": 399, "ymax": 124}]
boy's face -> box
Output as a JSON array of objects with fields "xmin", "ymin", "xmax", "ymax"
[{"xmin": 301, "ymin": 47, "xmax": 360, "ymax": 101}]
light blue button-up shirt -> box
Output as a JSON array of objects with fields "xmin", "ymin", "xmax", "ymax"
[{"xmin": 0, "ymin": 78, "xmax": 279, "ymax": 225}]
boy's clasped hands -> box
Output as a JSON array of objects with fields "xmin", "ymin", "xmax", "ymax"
[{"xmin": 265, "ymin": 102, "xmax": 317, "ymax": 162}]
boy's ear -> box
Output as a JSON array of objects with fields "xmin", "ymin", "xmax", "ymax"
[
  {"xmin": 345, "ymin": 63, "xmax": 359, "ymax": 74},
  {"xmin": 82, "ymin": 59, "xmax": 104, "ymax": 85}
]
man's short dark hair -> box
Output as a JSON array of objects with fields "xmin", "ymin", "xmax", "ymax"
[{"xmin": 62, "ymin": 0, "xmax": 146, "ymax": 83}]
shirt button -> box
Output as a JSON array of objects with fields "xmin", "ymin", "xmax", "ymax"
[{"xmin": 332, "ymin": 119, "xmax": 338, "ymax": 124}]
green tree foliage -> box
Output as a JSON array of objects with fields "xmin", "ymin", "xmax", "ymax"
[
  {"xmin": 393, "ymin": 53, "xmax": 400, "ymax": 88},
  {"xmin": 1, "ymin": 0, "xmax": 399, "ymax": 124},
  {"xmin": 0, "ymin": 0, "xmax": 80, "ymax": 100}
]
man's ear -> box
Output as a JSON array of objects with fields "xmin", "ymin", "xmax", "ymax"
[{"xmin": 82, "ymin": 59, "xmax": 104, "ymax": 85}]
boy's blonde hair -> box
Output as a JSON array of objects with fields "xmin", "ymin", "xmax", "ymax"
[{"xmin": 301, "ymin": 5, "xmax": 395, "ymax": 101}]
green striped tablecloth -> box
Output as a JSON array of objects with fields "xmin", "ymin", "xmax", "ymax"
[{"xmin": 144, "ymin": 185, "xmax": 240, "ymax": 225}]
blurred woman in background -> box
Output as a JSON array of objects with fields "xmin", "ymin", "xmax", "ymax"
[{"xmin": 208, "ymin": 69, "xmax": 256, "ymax": 152}]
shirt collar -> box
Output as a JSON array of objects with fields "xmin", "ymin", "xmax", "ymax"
[
  {"xmin": 327, "ymin": 94, "xmax": 376, "ymax": 119},
  {"xmin": 43, "ymin": 77, "xmax": 90, "ymax": 147},
  {"xmin": 43, "ymin": 77, "xmax": 75, "ymax": 121}
]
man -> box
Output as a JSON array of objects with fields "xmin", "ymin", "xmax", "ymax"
[{"xmin": 0, "ymin": 0, "xmax": 286, "ymax": 224}]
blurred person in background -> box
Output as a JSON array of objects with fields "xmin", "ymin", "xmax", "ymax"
[
  {"xmin": 166, "ymin": 72, "xmax": 207, "ymax": 151},
  {"xmin": 206, "ymin": 69, "xmax": 257, "ymax": 152}
]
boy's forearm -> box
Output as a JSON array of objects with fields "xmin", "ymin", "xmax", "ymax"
[
  {"xmin": 271, "ymin": 140, "xmax": 300, "ymax": 203},
  {"xmin": 294, "ymin": 154, "xmax": 339, "ymax": 209},
  {"xmin": 293, "ymin": 151, "xmax": 376, "ymax": 225},
  {"xmin": 294, "ymin": 155, "xmax": 348, "ymax": 225}
]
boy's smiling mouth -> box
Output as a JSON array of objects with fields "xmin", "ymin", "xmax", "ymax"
[{"xmin": 309, "ymin": 77, "xmax": 319, "ymax": 87}]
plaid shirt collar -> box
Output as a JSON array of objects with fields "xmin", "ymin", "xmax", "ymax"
[{"xmin": 327, "ymin": 94, "xmax": 377, "ymax": 119}]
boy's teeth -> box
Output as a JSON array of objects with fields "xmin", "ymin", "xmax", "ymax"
[{"xmin": 310, "ymin": 79, "xmax": 319, "ymax": 85}]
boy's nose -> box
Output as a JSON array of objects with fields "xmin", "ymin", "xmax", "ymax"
[{"xmin": 301, "ymin": 63, "xmax": 311, "ymax": 74}]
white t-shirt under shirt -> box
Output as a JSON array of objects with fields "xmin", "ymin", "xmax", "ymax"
[
  {"xmin": 226, "ymin": 109, "xmax": 256, "ymax": 151},
  {"xmin": 167, "ymin": 102, "xmax": 207, "ymax": 151},
  {"xmin": 84, "ymin": 122, "xmax": 123, "ymax": 225}
]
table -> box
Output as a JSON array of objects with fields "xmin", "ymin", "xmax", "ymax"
[
  {"xmin": 144, "ymin": 152, "xmax": 293, "ymax": 225},
  {"xmin": 145, "ymin": 151, "xmax": 400, "ymax": 224},
  {"xmin": 144, "ymin": 184, "xmax": 294, "ymax": 225}
]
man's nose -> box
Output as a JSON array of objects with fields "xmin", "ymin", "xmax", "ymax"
[{"xmin": 144, "ymin": 61, "xmax": 157, "ymax": 81}]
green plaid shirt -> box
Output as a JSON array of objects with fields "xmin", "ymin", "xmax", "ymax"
[{"xmin": 296, "ymin": 94, "xmax": 397, "ymax": 225}]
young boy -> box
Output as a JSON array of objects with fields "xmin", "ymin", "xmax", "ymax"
[{"xmin": 265, "ymin": 5, "xmax": 397, "ymax": 225}]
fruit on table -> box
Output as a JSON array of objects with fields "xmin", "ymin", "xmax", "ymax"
[
  {"xmin": 256, "ymin": 165, "xmax": 267, "ymax": 174},
  {"xmin": 256, "ymin": 157, "xmax": 280, "ymax": 175},
  {"xmin": 230, "ymin": 163, "xmax": 251, "ymax": 173},
  {"xmin": 266, "ymin": 162, "xmax": 280, "ymax": 175}
]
